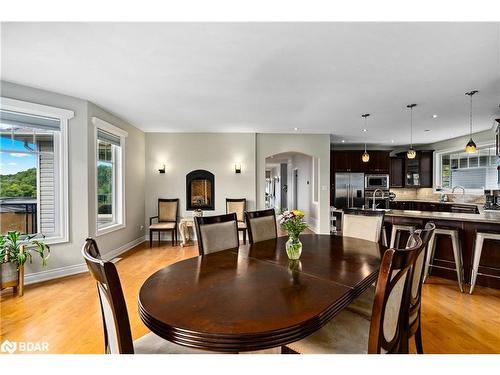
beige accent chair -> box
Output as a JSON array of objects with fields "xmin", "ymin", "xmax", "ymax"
[
  {"xmin": 245, "ymin": 209, "xmax": 278, "ymax": 244},
  {"xmin": 226, "ymin": 198, "xmax": 247, "ymax": 244},
  {"xmin": 342, "ymin": 209, "xmax": 385, "ymax": 243},
  {"xmin": 285, "ymin": 234, "xmax": 422, "ymax": 354},
  {"xmin": 194, "ymin": 213, "xmax": 239, "ymax": 256},
  {"xmin": 149, "ymin": 199, "xmax": 179, "ymax": 247}
]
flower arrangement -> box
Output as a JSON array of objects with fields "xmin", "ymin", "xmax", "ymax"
[{"xmin": 279, "ymin": 210, "xmax": 308, "ymax": 259}]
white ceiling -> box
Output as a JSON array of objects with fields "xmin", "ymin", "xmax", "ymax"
[{"xmin": 1, "ymin": 22, "xmax": 499, "ymax": 145}]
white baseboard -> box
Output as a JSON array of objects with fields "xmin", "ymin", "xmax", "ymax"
[{"xmin": 24, "ymin": 236, "xmax": 147, "ymax": 286}]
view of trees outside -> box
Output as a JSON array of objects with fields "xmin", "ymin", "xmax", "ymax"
[
  {"xmin": 1, "ymin": 136, "xmax": 38, "ymax": 198},
  {"xmin": 97, "ymin": 140, "xmax": 114, "ymax": 227},
  {"xmin": 0, "ymin": 167, "xmax": 37, "ymax": 197}
]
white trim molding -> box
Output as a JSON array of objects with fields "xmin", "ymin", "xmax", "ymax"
[
  {"xmin": 0, "ymin": 96, "xmax": 74, "ymax": 244},
  {"xmin": 24, "ymin": 236, "xmax": 146, "ymax": 285},
  {"xmin": 92, "ymin": 117, "xmax": 128, "ymax": 237}
]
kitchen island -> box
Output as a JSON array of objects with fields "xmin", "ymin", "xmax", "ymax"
[{"xmin": 384, "ymin": 209, "xmax": 500, "ymax": 290}]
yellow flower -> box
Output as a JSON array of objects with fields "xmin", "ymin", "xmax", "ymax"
[{"xmin": 293, "ymin": 210, "xmax": 305, "ymax": 218}]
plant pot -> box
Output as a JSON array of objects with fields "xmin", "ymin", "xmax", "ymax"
[{"xmin": 1, "ymin": 262, "xmax": 19, "ymax": 288}]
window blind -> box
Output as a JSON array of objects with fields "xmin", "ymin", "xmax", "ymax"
[
  {"xmin": 0, "ymin": 110, "xmax": 61, "ymax": 131},
  {"xmin": 97, "ymin": 129, "xmax": 121, "ymax": 146}
]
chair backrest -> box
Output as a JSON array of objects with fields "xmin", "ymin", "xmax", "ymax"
[
  {"xmin": 226, "ymin": 198, "xmax": 246, "ymax": 222},
  {"xmin": 245, "ymin": 209, "xmax": 278, "ymax": 244},
  {"xmin": 405, "ymin": 222, "xmax": 435, "ymax": 324},
  {"xmin": 194, "ymin": 213, "xmax": 239, "ymax": 256},
  {"xmin": 342, "ymin": 209, "xmax": 385, "ymax": 243},
  {"xmin": 82, "ymin": 238, "xmax": 134, "ymax": 354},
  {"xmin": 158, "ymin": 198, "xmax": 179, "ymax": 222},
  {"xmin": 368, "ymin": 234, "xmax": 422, "ymax": 354}
]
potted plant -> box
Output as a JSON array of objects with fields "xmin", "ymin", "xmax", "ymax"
[
  {"xmin": 0, "ymin": 231, "xmax": 50, "ymax": 296},
  {"xmin": 279, "ymin": 210, "xmax": 308, "ymax": 260}
]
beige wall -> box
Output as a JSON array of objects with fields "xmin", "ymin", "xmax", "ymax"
[
  {"xmin": 87, "ymin": 102, "xmax": 146, "ymax": 256},
  {"xmin": 145, "ymin": 133, "xmax": 257, "ymax": 234},
  {"xmin": 256, "ymin": 134, "xmax": 330, "ymax": 234}
]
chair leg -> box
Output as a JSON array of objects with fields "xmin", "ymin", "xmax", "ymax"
[
  {"xmin": 415, "ymin": 320, "xmax": 424, "ymax": 354},
  {"xmin": 451, "ymin": 233, "xmax": 464, "ymax": 293},
  {"xmin": 389, "ymin": 228, "xmax": 397, "ymax": 248},
  {"xmin": 243, "ymin": 230, "xmax": 246, "ymax": 245},
  {"xmin": 470, "ymin": 234, "xmax": 484, "ymax": 294},
  {"xmin": 423, "ymin": 233, "xmax": 436, "ymax": 283},
  {"xmin": 171, "ymin": 229, "xmax": 174, "ymax": 247},
  {"xmin": 158, "ymin": 231, "xmax": 161, "ymax": 246},
  {"xmin": 150, "ymin": 230, "xmax": 153, "ymax": 248}
]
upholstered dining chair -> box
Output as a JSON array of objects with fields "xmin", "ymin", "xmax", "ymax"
[
  {"xmin": 342, "ymin": 209, "xmax": 385, "ymax": 244},
  {"xmin": 149, "ymin": 198, "xmax": 179, "ymax": 247},
  {"xmin": 194, "ymin": 213, "xmax": 239, "ymax": 256},
  {"xmin": 245, "ymin": 209, "xmax": 278, "ymax": 244},
  {"xmin": 285, "ymin": 234, "xmax": 422, "ymax": 354},
  {"xmin": 403, "ymin": 222, "xmax": 435, "ymax": 354},
  {"xmin": 226, "ymin": 198, "xmax": 247, "ymax": 244},
  {"xmin": 82, "ymin": 238, "xmax": 210, "ymax": 354}
]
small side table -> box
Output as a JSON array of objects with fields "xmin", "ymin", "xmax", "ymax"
[{"xmin": 179, "ymin": 218, "xmax": 195, "ymax": 247}]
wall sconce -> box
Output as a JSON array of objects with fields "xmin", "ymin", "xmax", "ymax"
[
  {"xmin": 158, "ymin": 164, "xmax": 166, "ymax": 174},
  {"xmin": 234, "ymin": 163, "xmax": 241, "ymax": 174}
]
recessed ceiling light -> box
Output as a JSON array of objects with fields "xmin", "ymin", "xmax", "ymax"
[
  {"xmin": 341, "ymin": 140, "xmax": 345, "ymax": 143},
  {"xmin": 362, "ymin": 129, "xmax": 367, "ymax": 132},
  {"xmin": 391, "ymin": 140, "xmax": 395, "ymax": 143},
  {"xmin": 424, "ymin": 129, "xmax": 431, "ymax": 132},
  {"xmin": 293, "ymin": 127, "xmax": 299, "ymax": 131},
  {"xmin": 432, "ymin": 114, "xmax": 438, "ymax": 119}
]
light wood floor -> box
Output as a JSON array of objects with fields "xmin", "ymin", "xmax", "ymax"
[{"xmin": 1, "ymin": 239, "xmax": 500, "ymax": 354}]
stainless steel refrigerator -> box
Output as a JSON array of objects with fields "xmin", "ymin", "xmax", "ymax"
[{"xmin": 334, "ymin": 173, "xmax": 365, "ymax": 209}]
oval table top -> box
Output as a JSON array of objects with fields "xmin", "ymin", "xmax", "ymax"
[{"xmin": 138, "ymin": 234, "xmax": 384, "ymax": 352}]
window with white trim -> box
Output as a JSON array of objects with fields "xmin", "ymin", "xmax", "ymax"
[
  {"xmin": 0, "ymin": 97, "xmax": 73, "ymax": 243},
  {"xmin": 93, "ymin": 118, "xmax": 127, "ymax": 235},
  {"xmin": 435, "ymin": 144, "xmax": 497, "ymax": 193}
]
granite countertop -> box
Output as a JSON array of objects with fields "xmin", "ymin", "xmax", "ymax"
[
  {"xmin": 391, "ymin": 199, "xmax": 481, "ymax": 206},
  {"xmin": 385, "ymin": 209, "xmax": 500, "ymax": 224}
]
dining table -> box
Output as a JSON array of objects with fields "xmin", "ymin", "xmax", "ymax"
[{"xmin": 138, "ymin": 234, "xmax": 385, "ymax": 353}]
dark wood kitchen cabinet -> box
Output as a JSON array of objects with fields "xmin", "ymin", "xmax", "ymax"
[
  {"xmin": 400, "ymin": 150, "xmax": 434, "ymax": 188},
  {"xmin": 331, "ymin": 150, "xmax": 390, "ymax": 173},
  {"xmin": 419, "ymin": 150, "xmax": 433, "ymax": 188},
  {"xmin": 389, "ymin": 157, "xmax": 404, "ymax": 187}
]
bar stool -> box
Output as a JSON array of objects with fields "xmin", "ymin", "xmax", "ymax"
[
  {"xmin": 389, "ymin": 224, "xmax": 416, "ymax": 248},
  {"xmin": 470, "ymin": 231, "xmax": 500, "ymax": 294},
  {"xmin": 381, "ymin": 226, "xmax": 388, "ymax": 247},
  {"xmin": 424, "ymin": 228, "xmax": 464, "ymax": 292}
]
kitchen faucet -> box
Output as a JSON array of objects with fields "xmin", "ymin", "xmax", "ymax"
[
  {"xmin": 451, "ymin": 185, "xmax": 466, "ymax": 202},
  {"xmin": 372, "ymin": 188, "xmax": 383, "ymax": 210}
]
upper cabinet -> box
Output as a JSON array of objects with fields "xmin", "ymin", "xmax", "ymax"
[
  {"xmin": 331, "ymin": 150, "xmax": 390, "ymax": 173},
  {"xmin": 332, "ymin": 149, "xmax": 434, "ymax": 188}
]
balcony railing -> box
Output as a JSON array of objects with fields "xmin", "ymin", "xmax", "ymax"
[{"xmin": 0, "ymin": 198, "xmax": 37, "ymax": 235}]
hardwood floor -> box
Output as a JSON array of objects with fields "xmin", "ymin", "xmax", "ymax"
[{"xmin": 1, "ymin": 239, "xmax": 499, "ymax": 354}]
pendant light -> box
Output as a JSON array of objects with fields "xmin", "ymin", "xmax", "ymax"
[
  {"xmin": 406, "ymin": 104, "xmax": 417, "ymax": 159},
  {"xmin": 465, "ymin": 90, "xmax": 478, "ymax": 154},
  {"xmin": 361, "ymin": 114, "xmax": 370, "ymax": 162}
]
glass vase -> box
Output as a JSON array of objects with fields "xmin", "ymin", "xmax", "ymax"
[{"xmin": 286, "ymin": 235, "xmax": 302, "ymax": 260}]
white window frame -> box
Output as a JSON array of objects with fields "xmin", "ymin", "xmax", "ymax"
[
  {"xmin": 93, "ymin": 117, "xmax": 127, "ymax": 236},
  {"xmin": 0, "ymin": 96, "xmax": 74, "ymax": 244},
  {"xmin": 434, "ymin": 140, "xmax": 496, "ymax": 195}
]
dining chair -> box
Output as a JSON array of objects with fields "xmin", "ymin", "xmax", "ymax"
[
  {"xmin": 285, "ymin": 234, "xmax": 422, "ymax": 354},
  {"xmin": 226, "ymin": 198, "xmax": 247, "ymax": 244},
  {"xmin": 194, "ymin": 213, "xmax": 239, "ymax": 256},
  {"xmin": 82, "ymin": 238, "xmax": 209, "ymax": 354},
  {"xmin": 149, "ymin": 198, "xmax": 179, "ymax": 247},
  {"xmin": 245, "ymin": 208, "xmax": 278, "ymax": 244},
  {"xmin": 403, "ymin": 222, "xmax": 435, "ymax": 354},
  {"xmin": 342, "ymin": 209, "xmax": 385, "ymax": 244}
]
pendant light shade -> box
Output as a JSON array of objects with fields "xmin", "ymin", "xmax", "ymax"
[
  {"xmin": 406, "ymin": 104, "xmax": 417, "ymax": 159},
  {"xmin": 361, "ymin": 114, "xmax": 370, "ymax": 163},
  {"xmin": 407, "ymin": 147, "xmax": 416, "ymax": 159},
  {"xmin": 465, "ymin": 90, "xmax": 478, "ymax": 154}
]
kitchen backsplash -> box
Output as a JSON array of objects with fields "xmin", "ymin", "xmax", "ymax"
[{"xmin": 390, "ymin": 188, "xmax": 485, "ymax": 204}]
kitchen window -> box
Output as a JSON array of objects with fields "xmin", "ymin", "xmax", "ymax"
[
  {"xmin": 93, "ymin": 117, "xmax": 127, "ymax": 235},
  {"xmin": 435, "ymin": 144, "xmax": 498, "ymax": 194},
  {"xmin": 0, "ymin": 97, "xmax": 73, "ymax": 243}
]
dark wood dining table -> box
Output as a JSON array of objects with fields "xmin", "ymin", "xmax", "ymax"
[{"xmin": 138, "ymin": 234, "xmax": 384, "ymax": 353}]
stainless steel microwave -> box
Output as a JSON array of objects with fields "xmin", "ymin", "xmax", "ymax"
[{"xmin": 365, "ymin": 174, "xmax": 390, "ymax": 190}]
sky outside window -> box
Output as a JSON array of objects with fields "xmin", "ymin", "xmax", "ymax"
[{"xmin": 0, "ymin": 136, "xmax": 37, "ymax": 175}]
